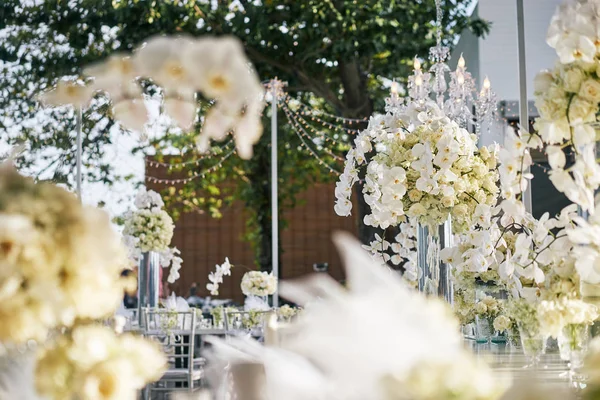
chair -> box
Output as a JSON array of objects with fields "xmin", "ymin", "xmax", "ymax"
[{"xmin": 143, "ymin": 310, "xmax": 205, "ymax": 398}]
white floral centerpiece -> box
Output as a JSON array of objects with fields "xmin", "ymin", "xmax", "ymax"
[
  {"xmin": 0, "ymin": 167, "xmax": 166, "ymax": 399},
  {"xmin": 335, "ymin": 101, "xmax": 499, "ymax": 234},
  {"xmin": 444, "ymin": 128, "xmax": 579, "ymax": 301},
  {"xmin": 241, "ymin": 271, "xmax": 277, "ymax": 297},
  {"xmin": 538, "ymin": 298, "xmax": 598, "ymax": 338},
  {"xmin": 36, "ymin": 325, "xmax": 166, "ymax": 400},
  {"xmin": 123, "ymin": 188, "xmax": 182, "ymax": 283},
  {"xmin": 532, "ymin": 0, "xmax": 600, "ymax": 213}
]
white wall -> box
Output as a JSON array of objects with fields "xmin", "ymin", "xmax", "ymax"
[{"xmin": 476, "ymin": 0, "xmax": 562, "ymax": 101}]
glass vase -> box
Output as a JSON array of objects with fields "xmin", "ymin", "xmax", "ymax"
[
  {"xmin": 138, "ymin": 251, "xmax": 160, "ymax": 326},
  {"xmin": 557, "ymin": 323, "xmax": 590, "ymax": 374},
  {"xmin": 475, "ymin": 316, "xmax": 494, "ymax": 343},
  {"xmin": 518, "ymin": 323, "xmax": 547, "ymax": 368},
  {"xmin": 417, "ymin": 217, "xmax": 453, "ymax": 303},
  {"xmin": 506, "ymin": 327, "xmax": 521, "ymax": 350},
  {"xmin": 580, "ymin": 281, "xmax": 600, "ymax": 337}
]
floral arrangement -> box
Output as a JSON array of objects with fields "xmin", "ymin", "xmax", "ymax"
[
  {"xmin": 537, "ymin": 298, "xmax": 598, "ymax": 338},
  {"xmin": 277, "ymin": 304, "xmax": 301, "ymax": 321},
  {"xmin": 335, "ymin": 101, "xmax": 499, "ymax": 233},
  {"xmin": 123, "ymin": 188, "xmax": 182, "ymax": 283},
  {"xmin": 445, "ymin": 128, "xmax": 579, "ymax": 302},
  {"xmin": 41, "ymin": 36, "xmax": 265, "ymax": 159},
  {"xmin": 534, "ymin": 63, "xmax": 600, "ymax": 212},
  {"xmin": 474, "ymin": 296, "xmax": 503, "ymax": 322},
  {"xmin": 361, "ymin": 221, "xmax": 419, "ymax": 287},
  {"xmin": 505, "ymin": 299, "xmax": 541, "ymax": 338},
  {"xmin": 36, "ymin": 325, "xmax": 166, "ymax": 400},
  {"xmin": 0, "ymin": 167, "xmax": 166, "ymax": 399},
  {"xmin": 0, "ymin": 167, "xmax": 129, "ymax": 343},
  {"xmin": 492, "ymin": 315, "xmax": 512, "ymax": 333},
  {"xmin": 531, "ymin": 0, "xmax": 600, "ymax": 217},
  {"xmin": 206, "ymin": 257, "xmax": 233, "ymax": 296},
  {"xmin": 241, "ymin": 271, "xmax": 277, "ymax": 297},
  {"xmin": 567, "ymin": 199, "xmax": 600, "ymax": 284},
  {"xmin": 454, "ymin": 288, "xmax": 476, "ymax": 326}
]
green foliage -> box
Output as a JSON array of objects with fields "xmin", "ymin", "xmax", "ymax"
[{"xmin": 0, "ymin": 0, "xmax": 489, "ymax": 268}]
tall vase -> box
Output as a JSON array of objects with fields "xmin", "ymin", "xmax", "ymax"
[
  {"xmin": 580, "ymin": 281, "xmax": 600, "ymax": 337},
  {"xmin": 417, "ymin": 217, "xmax": 453, "ymax": 303},
  {"xmin": 138, "ymin": 251, "xmax": 160, "ymax": 325}
]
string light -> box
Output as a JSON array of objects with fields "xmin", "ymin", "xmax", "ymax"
[
  {"xmin": 282, "ymin": 96, "xmax": 363, "ymax": 134},
  {"xmin": 280, "ymin": 94, "xmax": 367, "ymax": 124},
  {"xmin": 280, "ymin": 103, "xmax": 350, "ymax": 150},
  {"xmin": 284, "ymin": 107, "xmax": 345, "ymax": 162},
  {"xmin": 282, "ymin": 107, "xmax": 341, "ymax": 175},
  {"xmin": 146, "ymin": 139, "xmax": 234, "ymax": 169},
  {"xmin": 145, "ymin": 147, "xmax": 236, "ymax": 184}
]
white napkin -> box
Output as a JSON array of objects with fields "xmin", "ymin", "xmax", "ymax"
[{"xmin": 165, "ymin": 293, "xmax": 190, "ymax": 312}]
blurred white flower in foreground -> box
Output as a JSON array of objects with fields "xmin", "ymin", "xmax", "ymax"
[
  {"xmin": 41, "ymin": 35, "xmax": 265, "ymax": 160},
  {"xmin": 39, "ymin": 80, "xmax": 93, "ymax": 108},
  {"xmin": 206, "ymin": 232, "xmax": 505, "ymax": 400}
]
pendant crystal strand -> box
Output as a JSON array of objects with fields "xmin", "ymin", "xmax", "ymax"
[
  {"xmin": 429, "ymin": 0, "xmax": 450, "ymax": 108},
  {"xmin": 425, "ymin": 234, "xmax": 441, "ymax": 295}
]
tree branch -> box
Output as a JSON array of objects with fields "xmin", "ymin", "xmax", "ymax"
[{"xmin": 245, "ymin": 46, "xmax": 347, "ymax": 113}]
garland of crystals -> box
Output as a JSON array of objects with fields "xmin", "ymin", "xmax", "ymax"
[{"xmin": 425, "ymin": 235, "xmax": 441, "ymax": 294}]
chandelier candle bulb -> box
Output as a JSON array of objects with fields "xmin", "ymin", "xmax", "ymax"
[
  {"xmin": 457, "ymin": 53, "xmax": 466, "ymax": 70},
  {"xmin": 414, "ymin": 57, "xmax": 421, "ymax": 71}
]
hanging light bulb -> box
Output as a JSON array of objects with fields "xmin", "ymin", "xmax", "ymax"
[
  {"xmin": 457, "ymin": 71, "xmax": 465, "ymax": 85},
  {"xmin": 415, "ymin": 75, "xmax": 423, "ymax": 87},
  {"xmin": 391, "ymin": 81, "xmax": 399, "ymax": 94}
]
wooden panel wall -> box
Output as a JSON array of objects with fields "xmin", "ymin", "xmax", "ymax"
[{"xmin": 146, "ymin": 158, "xmax": 359, "ymax": 304}]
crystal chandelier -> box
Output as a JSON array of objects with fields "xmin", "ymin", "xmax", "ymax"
[{"xmin": 386, "ymin": 0, "xmax": 497, "ymax": 136}]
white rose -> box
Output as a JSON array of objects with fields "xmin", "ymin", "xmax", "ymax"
[
  {"xmin": 479, "ymin": 146, "xmax": 491, "ymax": 161},
  {"xmin": 562, "ymin": 67, "xmax": 586, "ymax": 93},
  {"xmin": 568, "ymin": 97, "xmax": 596, "ymax": 123},
  {"xmin": 474, "ymin": 302, "xmax": 488, "ymax": 315},
  {"xmin": 579, "ymin": 78, "xmax": 600, "ymax": 103},
  {"xmin": 537, "ymin": 97, "xmax": 566, "ymax": 121},
  {"xmin": 493, "ymin": 315, "xmax": 511, "ymax": 332},
  {"xmin": 408, "ymin": 189, "xmax": 423, "ymax": 202},
  {"xmin": 453, "ymin": 204, "xmax": 469, "ymax": 219},
  {"xmin": 441, "ymin": 196, "xmax": 454, "ymax": 208},
  {"xmin": 407, "ymin": 203, "xmax": 427, "ymax": 217},
  {"xmin": 534, "ymin": 70, "xmax": 554, "ymax": 93}
]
